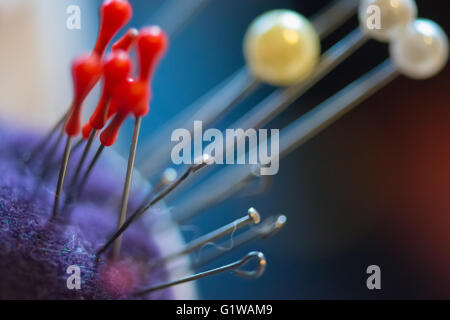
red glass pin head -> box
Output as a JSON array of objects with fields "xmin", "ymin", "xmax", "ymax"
[
  {"xmin": 100, "ymin": 79, "xmax": 149, "ymax": 146},
  {"xmin": 112, "ymin": 28, "xmax": 139, "ymax": 52},
  {"xmin": 107, "ymin": 98, "xmax": 119, "ymax": 118},
  {"xmin": 65, "ymin": 53, "xmax": 102, "ymax": 136},
  {"xmin": 82, "ymin": 122, "xmax": 94, "ymax": 140},
  {"xmin": 89, "ymin": 50, "xmax": 132, "ymax": 130},
  {"xmin": 99, "ymin": 112, "xmax": 127, "ymax": 147},
  {"xmin": 71, "ymin": 53, "xmax": 102, "ymax": 104},
  {"xmin": 93, "ymin": 0, "xmax": 133, "ymax": 57},
  {"xmin": 137, "ymin": 26, "xmax": 168, "ymax": 83},
  {"xmin": 102, "ymin": 50, "xmax": 132, "ymax": 96},
  {"xmin": 117, "ymin": 79, "xmax": 149, "ymax": 114}
]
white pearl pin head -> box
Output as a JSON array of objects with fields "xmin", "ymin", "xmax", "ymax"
[
  {"xmin": 243, "ymin": 9, "xmax": 320, "ymax": 87},
  {"xmin": 359, "ymin": 0, "xmax": 417, "ymax": 42},
  {"xmin": 390, "ymin": 19, "xmax": 449, "ymax": 79}
]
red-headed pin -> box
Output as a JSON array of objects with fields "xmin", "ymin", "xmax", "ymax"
[
  {"xmin": 30, "ymin": 0, "xmax": 132, "ymax": 168},
  {"xmin": 93, "ymin": 0, "xmax": 133, "ymax": 58},
  {"xmin": 51, "ymin": 54, "xmax": 102, "ymax": 220},
  {"xmin": 112, "ymin": 28, "xmax": 139, "ymax": 52},
  {"xmin": 65, "ymin": 54, "xmax": 103, "ymax": 137},
  {"xmin": 109, "ymin": 26, "xmax": 168, "ymax": 259},
  {"xmin": 51, "ymin": 0, "xmax": 133, "ymax": 220},
  {"xmin": 68, "ymin": 51, "xmax": 132, "ymax": 197},
  {"xmin": 91, "ymin": 51, "xmax": 132, "ymax": 136},
  {"xmin": 80, "ymin": 97, "xmax": 120, "ymax": 140},
  {"xmin": 76, "ymin": 78, "xmax": 147, "ymax": 205},
  {"xmin": 80, "ymin": 28, "xmax": 138, "ymax": 141},
  {"xmin": 78, "ymin": 27, "xmax": 168, "ymax": 252},
  {"xmin": 69, "ymin": 0, "xmax": 132, "ymax": 137},
  {"xmin": 100, "ymin": 79, "xmax": 149, "ymax": 147},
  {"xmin": 137, "ymin": 26, "xmax": 168, "ymax": 85},
  {"xmin": 110, "ymin": 26, "xmax": 168, "ymax": 259}
]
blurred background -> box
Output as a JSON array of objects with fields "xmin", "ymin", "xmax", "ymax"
[{"xmin": 0, "ymin": 0, "xmax": 449, "ymax": 299}]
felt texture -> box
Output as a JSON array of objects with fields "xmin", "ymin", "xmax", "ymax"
[{"xmin": 0, "ymin": 122, "xmax": 173, "ymax": 299}]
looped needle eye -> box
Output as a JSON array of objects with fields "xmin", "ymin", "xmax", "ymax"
[
  {"xmin": 134, "ymin": 251, "xmax": 266, "ymax": 296},
  {"xmin": 233, "ymin": 251, "xmax": 267, "ymax": 279}
]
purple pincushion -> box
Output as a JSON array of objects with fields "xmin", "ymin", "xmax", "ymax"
[{"xmin": 0, "ymin": 122, "xmax": 173, "ymax": 299}]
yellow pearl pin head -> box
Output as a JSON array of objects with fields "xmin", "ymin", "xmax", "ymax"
[{"xmin": 244, "ymin": 9, "xmax": 320, "ymax": 87}]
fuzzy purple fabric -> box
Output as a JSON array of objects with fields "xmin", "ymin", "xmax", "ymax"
[{"xmin": 0, "ymin": 122, "xmax": 173, "ymax": 299}]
